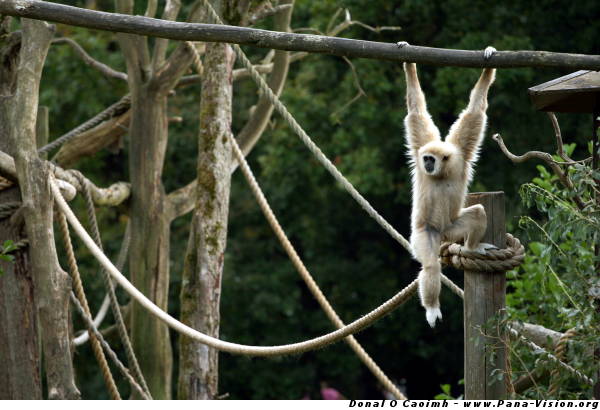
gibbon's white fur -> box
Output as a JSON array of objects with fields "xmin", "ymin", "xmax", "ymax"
[{"xmin": 402, "ymin": 58, "xmax": 496, "ymax": 327}]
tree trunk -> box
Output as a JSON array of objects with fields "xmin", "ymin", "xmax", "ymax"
[
  {"xmin": 0, "ymin": 23, "xmax": 42, "ymax": 400},
  {"xmin": 178, "ymin": 27, "xmax": 235, "ymax": 400},
  {"xmin": 128, "ymin": 87, "xmax": 173, "ymax": 399},
  {"xmin": 8, "ymin": 19, "xmax": 79, "ymax": 399}
]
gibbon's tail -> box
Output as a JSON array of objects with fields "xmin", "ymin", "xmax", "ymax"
[{"xmin": 418, "ymin": 268, "xmax": 442, "ymax": 327}]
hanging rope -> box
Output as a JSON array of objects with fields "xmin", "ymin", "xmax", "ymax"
[
  {"xmin": 228, "ymin": 131, "xmax": 408, "ymax": 399},
  {"xmin": 74, "ymin": 222, "xmax": 130, "ymax": 346},
  {"xmin": 71, "ymin": 170, "xmax": 151, "ymax": 398},
  {"xmin": 70, "ymin": 292, "xmax": 151, "ymax": 400},
  {"xmin": 56, "ymin": 210, "xmax": 121, "ymax": 400},
  {"xmin": 198, "ymin": 0, "xmax": 468, "ymax": 301},
  {"xmin": 38, "ymin": 95, "xmax": 131, "ymax": 155},
  {"xmin": 51, "ymin": 171, "xmax": 417, "ymax": 356}
]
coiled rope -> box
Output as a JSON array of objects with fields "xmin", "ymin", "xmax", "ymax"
[{"xmin": 440, "ymin": 234, "xmax": 525, "ymax": 272}]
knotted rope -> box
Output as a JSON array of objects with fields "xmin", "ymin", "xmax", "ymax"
[{"xmin": 440, "ymin": 233, "xmax": 525, "ymax": 272}]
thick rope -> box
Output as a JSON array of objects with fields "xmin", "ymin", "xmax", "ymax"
[
  {"xmin": 70, "ymin": 292, "xmax": 151, "ymax": 400},
  {"xmin": 507, "ymin": 326, "xmax": 593, "ymax": 386},
  {"xmin": 74, "ymin": 221, "xmax": 130, "ymax": 346},
  {"xmin": 52, "ymin": 172, "xmax": 416, "ymax": 356},
  {"xmin": 440, "ymin": 234, "xmax": 525, "ymax": 272},
  {"xmin": 548, "ymin": 327, "xmax": 578, "ymax": 396},
  {"xmin": 229, "ymin": 131, "xmax": 408, "ymax": 399},
  {"xmin": 199, "ymin": 0, "xmax": 466, "ymax": 300},
  {"xmin": 72, "ymin": 171, "xmax": 151, "ymax": 398},
  {"xmin": 185, "ymin": 41, "xmax": 204, "ymax": 76},
  {"xmin": 56, "ymin": 211, "xmax": 121, "ymax": 400},
  {"xmin": 38, "ymin": 95, "xmax": 131, "ymax": 155}
]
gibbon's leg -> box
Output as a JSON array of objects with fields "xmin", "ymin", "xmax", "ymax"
[
  {"xmin": 446, "ymin": 64, "xmax": 496, "ymax": 163},
  {"xmin": 402, "ymin": 59, "xmax": 441, "ymax": 154},
  {"xmin": 442, "ymin": 205, "xmax": 496, "ymax": 253},
  {"xmin": 412, "ymin": 226, "xmax": 443, "ymax": 327}
]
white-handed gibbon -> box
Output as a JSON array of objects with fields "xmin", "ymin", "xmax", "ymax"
[{"xmin": 398, "ymin": 44, "xmax": 497, "ymax": 327}]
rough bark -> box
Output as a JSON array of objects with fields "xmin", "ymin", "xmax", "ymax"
[
  {"xmin": 8, "ymin": 19, "xmax": 79, "ymax": 400},
  {"xmin": 127, "ymin": 87, "xmax": 174, "ymax": 400},
  {"xmin": 178, "ymin": 3, "xmax": 235, "ymax": 398},
  {"xmin": 3, "ymin": 0, "xmax": 600, "ymax": 70},
  {"xmin": 0, "ymin": 23, "xmax": 41, "ymax": 399},
  {"xmin": 115, "ymin": 0, "xmax": 196, "ymax": 398}
]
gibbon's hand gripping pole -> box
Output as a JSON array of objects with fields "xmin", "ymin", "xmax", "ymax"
[{"xmin": 49, "ymin": 175, "xmax": 417, "ymax": 357}]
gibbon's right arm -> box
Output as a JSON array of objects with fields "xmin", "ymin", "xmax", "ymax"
[{"xmin": 402, "ymin": 62, "xmax": 441, "ymax": 157}]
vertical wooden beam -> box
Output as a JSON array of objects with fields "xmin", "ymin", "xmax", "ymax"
[{"xmin": 464, "ymin": 191, "xmax": 507, "ymax": 400}]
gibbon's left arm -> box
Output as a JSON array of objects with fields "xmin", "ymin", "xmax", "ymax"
[{"xmin": 445, "ymin": 66, "xmax": 496, "ymax": 163}]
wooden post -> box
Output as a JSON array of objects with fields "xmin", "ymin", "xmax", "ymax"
[{"xmin": 464, "ymin": 191, "xmax": 507, "ymax": 400}]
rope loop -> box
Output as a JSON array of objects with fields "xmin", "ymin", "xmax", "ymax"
[{"xmin": 440, "ymin": 233, "xmax": 525, "ymax": 272}]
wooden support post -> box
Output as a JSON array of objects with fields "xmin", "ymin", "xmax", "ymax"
[{"xmin": 464, "ymin": 191, "xmax": 507, "ymax": 400}]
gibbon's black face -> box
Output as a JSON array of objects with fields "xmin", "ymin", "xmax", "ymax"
[
  {"xmin": 418, "ymin": 141, "xmax": 460, "ymax": 179},
  {"xmin": 423, "ymin": 155, "xmax": 436, "ymax": 173}
]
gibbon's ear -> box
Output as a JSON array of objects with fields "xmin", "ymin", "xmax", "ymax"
[
  {"xmin": 403, "ymin": 63, "xmax": 441, "ymax": 156},
  {"xmin": 446, "ymin": 68, "xmax": 496, "ymax": 163}
]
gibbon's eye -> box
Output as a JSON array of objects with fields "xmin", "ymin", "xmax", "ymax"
[{"xmin": 442, "ymin": 156, "xmax": 449, "ymax": 161}]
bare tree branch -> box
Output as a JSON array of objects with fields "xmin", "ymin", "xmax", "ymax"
[
  {"xmin": 4, "ymin": 0, "xmax": 600, "ymax": 69},
  {"xmin": 0, "ymin": 149, "xmax": 130, "ymax": 206},
  {"xmin": 492, "ymin": 133, "xmax": 586, "ymax": 210},
  {"xmin": 248, "ymin": 4, "xmax": 292, "ymax": 25},
  {"xmin": 152, "ymin": 0, "xmax": 181, "ymax": 69},
  {"xmin": 546, "ymin": 112, "xmax": 591, "ymax": 164},
  {"xmin": 52, "ymin": 37, "xmax": 127, "ymax": 81}
]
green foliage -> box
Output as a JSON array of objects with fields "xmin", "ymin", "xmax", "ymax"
[
  {"xmin": 434, "ymin": 382, "xmax": 463, "ymax": 400},
  {"xmin": 0, "ymin": 240, "xmax": 16, "ymax": 275},
  {"xmin": 506, "ymin": 149, "xmax": 599, "ymax": 399}
]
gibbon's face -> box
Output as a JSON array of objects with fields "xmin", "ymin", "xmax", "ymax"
[{"xmin": 418, "ymin": 141, "xmax": 461, "ymax": 179}]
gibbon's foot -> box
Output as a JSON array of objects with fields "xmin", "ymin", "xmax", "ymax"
[
  {"xmin": 483, "ymin": 46, "xmax": 496, "ymax": 60},
  {"xmin": 425, "ymin": 306, "xmax": 442, "ymax": 328},
  {"xmin": 397, "ymin": 41, "xmax": 409, "ymax": 48},
  {"xmin": 462, "ymin": 242, "xmax": 499, "ymax": 255}
]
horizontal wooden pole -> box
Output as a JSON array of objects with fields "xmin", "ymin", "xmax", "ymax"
[{"xmin": 3, "ymin": 0, "xmax": 600, "ymax": 69}]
